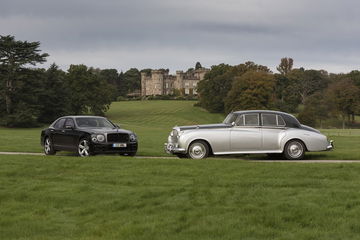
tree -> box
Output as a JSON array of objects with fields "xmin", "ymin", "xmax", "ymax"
[
  {"xmin": 224, "ymin": 71, "xmax": 276, "ymax": 112},
  {"xmin": 276, "ymin": 57, "xmax": 293, "ymax": 75},
  {"xmin": 197, "ymin": 64, "xmax": 234, "ymax": 113},
  {"xmin": 99, "ymin": 69, "xmax": 119, "ymax": 99},
  {"xmin": 65, "ymin": 65, "xmax": 114, "ymax": 115},
  {"xmin": 297, "ymin": 91, "xmax": 330, "ymax": 128},
  {"xmin": 123, "ymin": 68, "xmax": 141, "ymax": 95},
  {"xmin": 0, "ymin": 35, "xmax": 48, "ymax": 114},
  {"xmin": 326, "ymin": 79, "xmax": 360, "ymax": 128},
  {"xmin": 195, "ymin": 62, "xmax": 202, "ymax": 70},
  {"xmin": 285, "ymin": 69, "xmax": 329, "ymax": 105},
  {"xmin": 0, "ymin": 68, "xmax": 45, "ymax": 127},
  {"xmin": 37, "ymin": 63, "xmax": 69, "ymax": 123},
  {"xmin": 197, "ymin": 61, "xmax": 271, "ymax": 113}
]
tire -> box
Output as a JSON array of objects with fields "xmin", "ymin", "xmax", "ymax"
[
  {"xmin": 78, "ymin": 138, "xmax": 92, "ymax": 157},
  {"xmin": 44, "ymin": 137, "xmax": 56, "ymax": 155},
  {"xmin": 283, "ymin": 140, "xmax": 305, "ymax": 160},
  {"xmin": 187, "ymin": 140, "xmax": 209, "ymax": 159}
]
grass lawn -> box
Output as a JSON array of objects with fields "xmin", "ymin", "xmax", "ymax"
[
  {"xmin": 2, "ymin": 154, "xmax": 360, "ymax": 239},
  {"xmin": 0, "ymin": 100, "xmax": 359, "ymax": 159}
]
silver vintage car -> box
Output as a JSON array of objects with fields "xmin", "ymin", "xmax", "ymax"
[{"xmin": 164, "ymin": 110, "xmax": 333, "ymax": 160}]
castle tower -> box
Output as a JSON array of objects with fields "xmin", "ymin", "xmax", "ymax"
[
  {"xmin": 151, "ymin": 70, "xmax": 165, "ymax": 95},
  {"xmin": 140, "ymin": 72, "xmax": 148, "ymax": 96}
]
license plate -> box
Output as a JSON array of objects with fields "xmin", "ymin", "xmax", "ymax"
[{"xmin": 112, "ymin": 143, "xmax": 127, "ymax": 148}]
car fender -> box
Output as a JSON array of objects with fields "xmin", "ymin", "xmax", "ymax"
[
  {"xmin": 281, "ymin": 128, "xmax": 328, "ymax": 152},
  {"xmin": 178, "ymin": 129, "xmax": 231, "ymax": 153}
]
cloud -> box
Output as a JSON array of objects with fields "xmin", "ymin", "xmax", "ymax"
[{"xmin": 1, "ymin": 0, "xmax": 359, "ymax": 73}]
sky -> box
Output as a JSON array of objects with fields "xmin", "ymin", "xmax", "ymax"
[{"xmin": 1, "ymin": 0, "xmax": 359, "ymax": 73}]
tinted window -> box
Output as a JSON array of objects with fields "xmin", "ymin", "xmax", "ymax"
[
  {"xmin": 262, "ymin": 114, "xmax": 277, "ymax": 126},
  {"xmin": 76, "ymin": 117, "xmax": 114, "ymax": 128},
  {"xmin": 65, "ymin": 118, "xmax": 75, "ymax": 128},
  {"xmin": 54, "ymin": 118, "xmax": 66, "ymax": 129},
  {"xmin": 244, "ymin": 114, "xmax": 259, "ymax": 126}
]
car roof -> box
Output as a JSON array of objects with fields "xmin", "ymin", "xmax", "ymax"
[
  {"xmin": 233, "ymin": 110, "xmax": 293, "ymax": 117},
  {"xmin": 232, "ymin": 110, "xmax": 301, "ymax": 128},
  {"xmin": 59, "ymin": 115, "xmax": 106, "ymax": 119}
]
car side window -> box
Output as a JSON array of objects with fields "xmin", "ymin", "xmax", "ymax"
[
  {"xmin": 64, "ymin": 118, "xmax": 75, "ymax": 128},
  {"xmin": 54, "ymin": 118, "xmax": 66, "ymax": 129},
  {"xmin": 244, "ymin": 114, "xmax": 259, "ymax": 126},
  {"xmin": 277, "ymin": 115, "xmax": 286, "ymax": 126},
  {"xmin": 262, "ymin": 114, "xmax": 277, "ymax": 126},
  {"xmin": 235, "ymin": 114, "xmax": 245, "ymax": 126}
]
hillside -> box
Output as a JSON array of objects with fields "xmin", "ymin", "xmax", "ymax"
[{"xmin": 106, "ymin": 100, "xmax": 224, "ymax": 156}]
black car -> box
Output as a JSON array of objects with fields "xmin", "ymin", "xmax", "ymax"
[{"xmin": 41, "ymin": 116, "xmax": 138, "ymax": 156}]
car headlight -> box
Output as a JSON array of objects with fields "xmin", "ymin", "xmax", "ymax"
[
  {"xmin": 129, "ymin": 134, "xmax": 137, "ymax": 142},
  {"xmin": 170, "ymin": 129, "xmax": 178, "ymax": 137},
  {"xmin": 91, "ymin": 134, "xmax": 105, "ymax": 143}
]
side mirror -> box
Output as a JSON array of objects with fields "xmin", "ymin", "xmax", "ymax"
[{"xmin": 231, "ymin": 121, "xmax": 236, "ymax": 126}]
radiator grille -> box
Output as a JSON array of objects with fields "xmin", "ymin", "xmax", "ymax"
[{"xmin": 107, "ymin": 133, "xmax": 129, "ymax": 142}]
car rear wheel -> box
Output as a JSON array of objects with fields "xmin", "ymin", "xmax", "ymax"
[
  {"xmin": 283, "ymin": 140, "xmax": 305, "ymax": 160},
  {"xmin": 78, "ymin": 138, "xmax": 92, "ymax": 157},
  {"xmin": 187, "ymin": 140, "xmax": 209, "ymax": 159},
  {"xmin": 44, "ymin": 137, "xmax": 56, "ymax": 155}
]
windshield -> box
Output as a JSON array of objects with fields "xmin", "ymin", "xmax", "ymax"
[
  {"xmin": 75, "ymin": 117, "xmax": 115, "ymax": 128},
  {"xmin": 223, "ymin": 113, "xmax": 237, "ymax": 124}
]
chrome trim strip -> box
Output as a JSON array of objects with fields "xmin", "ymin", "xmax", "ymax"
[{"xmin": 214, "ymin": 150, "xmax": 283, "ymax": 155}]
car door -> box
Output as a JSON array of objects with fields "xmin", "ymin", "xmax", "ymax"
[
  {"xmin": 60, "ymin": 118, "xmax": 78, "ymax": 150},
  {"xmin": 52, "ymin": 118, "xmax": 66, "ymax": 149},
  {"xmin": 230, "ymin": 113, "xmax": 262, "ymax": 152},
  {"xmin": 261, "ymin": 113, "xmax": 286, "ymax": 151}
]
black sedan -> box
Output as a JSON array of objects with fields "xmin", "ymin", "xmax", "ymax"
[{"xmin": 41, "ymin": 116, "xmax": 138, "ymax": 156}]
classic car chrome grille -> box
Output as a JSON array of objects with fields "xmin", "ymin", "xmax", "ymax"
[{"xmin": 107, "ymin": 133, "xmax": 129, "ymax": 142}]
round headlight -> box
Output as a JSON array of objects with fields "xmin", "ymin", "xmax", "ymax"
[
  {"xmin": 130, "ymin": 134, "xmax": 137, "ymax": 142},
  {"xmin": 170, "ymin": 129, "xmax": 178, "ymax": 137},
  {"xmin": 96, "ymin": 134, "xmax": 105, "ymax": 142}
]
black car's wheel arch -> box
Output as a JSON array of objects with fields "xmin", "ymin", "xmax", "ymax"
[
  {"xmin": 283, "ymin": 138, "xmax": 308, "ymax": 152},
  {"xmin": 187, "ymin": 139, "xmax": 213, "ymax": 156}
]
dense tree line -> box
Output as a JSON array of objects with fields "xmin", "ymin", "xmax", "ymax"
[
  {"xmin": 1, "ymin": 35, "xmax": 360, "ymax": 128},
  {"xmin": 197, "ymin": 58, "xmax": 360, "ymax": 128},
  {"xmin": 0, "ymin": 35, "xmax": 141, "ymax": 127}
]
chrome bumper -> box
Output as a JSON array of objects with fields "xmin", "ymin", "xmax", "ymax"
[
  {"xmin": 326, "ymin": 140, "xmax": 334, "ymax": 151},
  {"xmin": 164, "ymin": 143, "xmax": 186, "ymax": 154}
]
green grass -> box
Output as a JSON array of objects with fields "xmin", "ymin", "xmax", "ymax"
[
  {"xmin": 0, "ymin": 100, "xmax": 359, "ymax": 159},
  {"xmin": 2, "ymin": 154, "xmax": 360, "ymax": 239}
]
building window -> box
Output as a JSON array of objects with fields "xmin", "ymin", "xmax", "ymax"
[{"xmin": 185, "ymin": 88, "xmax": 190, "ymax": 94}]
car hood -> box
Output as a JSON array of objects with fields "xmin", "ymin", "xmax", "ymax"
[
  {"xmin": 177, "ymin": 123, "xmax": 232, "ymax": 131},
  {"xmin": 78, "ymin": 127, "xmax": 133, "ymax": 135}
]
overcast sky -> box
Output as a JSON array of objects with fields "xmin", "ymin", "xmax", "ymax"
[{"xmin": 1, "ymin": 0, "xmax": 359, "ymax": 73}]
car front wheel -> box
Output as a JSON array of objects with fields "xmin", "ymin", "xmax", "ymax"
[
  {"xmin": 78, "ymin": 138, "xmax": 92, "ymax": 157},
  {"xmin": 283, "ymin": 140, "xmax": 305, "ymax": 160},
  {"xmin": 44, "ymin": 137, "xmax": 56, "ymax": 155},
  {"xmin": 187, "ymin": 140, "xmax": 209, "ymax": 159}
]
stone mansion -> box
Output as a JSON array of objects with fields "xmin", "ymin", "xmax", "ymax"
[{"xmin": 141, "ymin": 68, "xmax": 209, "ymax": 96}]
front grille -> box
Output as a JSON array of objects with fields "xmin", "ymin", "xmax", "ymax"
[{"xmin": 107, "ymin": 133, "xmax": 129, "ymax": 142}]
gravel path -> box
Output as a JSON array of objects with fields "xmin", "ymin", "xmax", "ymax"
[{"xmin": 0, "ymin": 151, "xmax": 359, "ymax": 162}]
